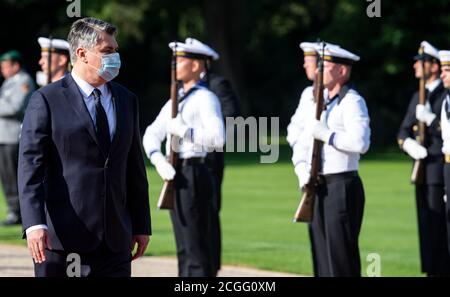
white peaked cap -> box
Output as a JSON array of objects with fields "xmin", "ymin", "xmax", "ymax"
[
  {"xmin": 314, "ymin": 43, "xmax": 360, "ymax": 65},
  {"xmin": 420, "ymin": 41, "xmax": 440, "ymax": 60},
  {"xmin": 299, "ymin": 41, "xmax": 342, "ymax": 57},
  {"xmin": 439, "ymin": 50, "xmax": 450, "ymax": 66},
  {"xmin": 168, "ymin": 37, "xmax": 219, "ymax": 60},
  {"xmin": 38, "ymin": 37, "xmax": 70, "ymax": 52}
]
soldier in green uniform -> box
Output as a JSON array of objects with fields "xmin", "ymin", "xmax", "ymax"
[{"xmin": 0, "ymin": 50, "xmax": 35, "ymax": 225}]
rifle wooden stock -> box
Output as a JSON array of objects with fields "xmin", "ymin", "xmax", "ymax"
[
  {"xmin": 294, "ymin": 138, "xmax": 323, "ymax": 222},
  {"xmin": 411, "ymin": 45, "xmax": 426, "ymax": 185},
  {"xmin": 294, "ymin": 42, "xmax": 325, "ymax": 223},
  {"xmin": 411, "ymin": 159, "xmax": 424, "ymax": 184},
  {"xmin": 157, "ymin": 45, "xmax": 179, "ymax": 209},
  {"xmin": 294, "ymin": 180, "xmax": 316, "ymax": 222},
  {"xmin": 157, "ymin": 180, "xmax": 175, "ymax": 209}
]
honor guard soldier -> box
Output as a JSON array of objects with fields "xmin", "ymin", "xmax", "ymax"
[
  {"xmin": 288, "ymin": 41, "xmax": 340, "ymax": 154},
  {"xmin": 143, "ymin": 38, "xmax": 225, "ymax": 277},
  {"xmin": 287, "ymin": 41, "xmax": 338, "ymax": 276},
  {"xmin": 294, "ymin": 43, "xmax": 370, "ymax": 276},
  {"xmin": 439, "ymin": 50, "xmax": 450, "ymax": 258},
  {"xmin": 287, "ymin": 41, "xmax": 321, "ymax": 276},
  {"xmin": 397, "ymin": 41, "xmax": 450, "ymax": 276},
  {"xmin": 36, "ymin": 37, "xmax": 71, "ymax": 86},
  {"xmin": 287, "ymin": 42, "xmax": 319, "ymax": 151},
  {"xmin": 0, "ymin": 50, "xmax": 35, "ymax": 225}
]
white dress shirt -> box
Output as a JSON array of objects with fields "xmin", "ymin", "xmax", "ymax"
[
  {"xmin": 290, "ymin": 85, "xmax": 371, "ymax": 175},
  {"xmin": 441, "ymin": 94, "xmax": 450, "ymax": 154},
  {"xmin": 71, "ymin": 71, "xmax": 116, "ymax": 140},
  {"xmin": 143, "ymin": 83, "xmax": 225, "ymax": 160},
  {"xmin": 287, "ymin": 86, "xmax": 314, "ymax": 149},
  {"xmin": 426, "ymin": 78, "xmax": 441, "ymax": 93},
  {"xmin": 26, "ymin": 71, "xmax": 117, "ymax": 235}
]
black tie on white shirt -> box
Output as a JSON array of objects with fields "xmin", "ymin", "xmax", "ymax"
[{"xmin": 92, "ymin": 88, "xmax": 111, "ymax": 153}]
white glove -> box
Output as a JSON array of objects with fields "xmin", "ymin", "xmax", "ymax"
[
  {"xmin": 150, "ymin": 152, "xmax": 176, "ymax": 181},
  {"xmin": 416, "ymin": 104, "xmax": 436, "ymax": 126},
  {"xmin": 294, "ymin": 163, "xmax": 311, "ymax": 190},
  {"xmin": 402, "ymin": 138, "xmax": 427, "ymax": 160},
  {"xmin": 307, "ymin": 119, "xmax": 333, "ymax": 143},
  {"xmin": 167, "ymin": 114, "xmax": 190, "ymax": 138}
]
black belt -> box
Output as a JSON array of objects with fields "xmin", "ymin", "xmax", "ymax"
[
  {"xmin": 178, "ymin": 157, "xmax": 205, "ymax": 167},
  {"xmin": 318, "ymin": 171, "xmax": 358, "ymax": 184}
]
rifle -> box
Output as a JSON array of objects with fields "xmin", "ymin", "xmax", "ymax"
[
  {"xmin": 411, "ymin": 45, "xmax": 426, "ymax": 185},
  {"xmin": 157, "ymin": 43, "xmax": 179, "ymax": 209},
  {"xmin": 47, "ymin": 37, "xmax": 52, "ymax": 85},
  {"xmin": 293, "ymin": 42, "xmax": 326, "ymax": 223}
]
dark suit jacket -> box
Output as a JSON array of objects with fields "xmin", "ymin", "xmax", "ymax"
[
  {"xmin": 397, "ymin": 82, "xmax": 447, "ymax": 185},
  {"xmin": 18, "ymin": 74, "xmax": 151, "ymax": 253}
]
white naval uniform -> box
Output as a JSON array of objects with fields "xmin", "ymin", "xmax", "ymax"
[
  {"xmin": 142, "ymin": 82, "xmax": 224, "ymax": 277},
  {"xmin": 441, "ymin": 94, "xmax": 450, "ymax": 155},
  {"xmin": 289, "ymin": 85, "xmax": 370, "ymax": 175},
  {"xmin": 441, "ymin": 92, "xmax": 450, "ymax": 259},
  {"xmin": 290, "ymin": 84, "xmax": 370, "ymax": 277},
  {"xmin": 287, "ymin": 86, "xmax": 314, "ymax": 148},
  {"xmin": 143, "ymin": 84, "xmax": 225, "ymax": 160}
]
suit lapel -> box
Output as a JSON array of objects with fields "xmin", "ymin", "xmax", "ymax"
[
  {"xmin": 62, "ymin": 74, "xmax": 107, "ymax": 158},
  {"xmin": 108, "ymin": 82, "xmax": 122, "ymax": 153}
]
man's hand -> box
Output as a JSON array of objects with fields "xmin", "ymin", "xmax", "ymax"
[
  {"xmin": 416, "ymin": 104, "xmax": 436, "ymax": 126},
  {"xmin": 307, "ymin": 119, "xmax": 333, "ymax": 143},
  {"xmin": 27, "ymin": 228, "xmax": 51, "ymax": 264},
  {"xmin": 131, "ymin": 235, "xmax": 150, "ymax": 261},
  {"xmin": 150, "ymin": 152, "xmax": 176, "ymax": 181},
  {"xmin": 294, "ymin": 163, "xmax": 311, "ymax": 190},
  {"xmin": 402, "ymin": 137, "xmax": 428, "ymax": 160}
]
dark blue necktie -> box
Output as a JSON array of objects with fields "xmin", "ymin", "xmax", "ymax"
[{"xmin": 92, "ymin": 88, "xmax": 111, "ymax": 153}]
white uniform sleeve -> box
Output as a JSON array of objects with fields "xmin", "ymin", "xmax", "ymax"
[
  {"xmin": 287, "ymin": 86, "xmax": 313, "ymax": 148},
  {"xmin": 188, "ymin": 91, "xmax": 225, "ymax": 149},
  {"xmin": 142, "ymin": 100, "xmax": 171, "ymax": 162},
  {"xmin": 333, "ymin": 94, "xmax": 371, "ymax": 154},
  {"xmin": 289, "ymin": 87, "xmax": 316, "ymax": 168},
  {"xmin": 441, "ymin": 98, "xmax": 450, "ymax": 154}
]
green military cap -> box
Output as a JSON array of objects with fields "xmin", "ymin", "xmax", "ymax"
[{"xmin": 0, "ymin": 50, "xmax": 22, "ymax": 62}]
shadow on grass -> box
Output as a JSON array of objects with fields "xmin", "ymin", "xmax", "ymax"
[
  {"xmin": 225, "ymin": 145, "xmax": 410, "ymax": 166},
  {"xmin": 143, "ymin": 143, "xmax": 410, "ymax": 167}
]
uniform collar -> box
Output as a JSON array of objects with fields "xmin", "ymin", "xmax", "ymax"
[
  {"xmin": 5, "ymin": 70, "xmax": 23, "ymax": 83},
  {"xmin": 178, "ymin": 79, "xmax": 208, "ymax": 102},
  {"xmin": 328, "ymin": 82, "xmax": 354, "ymax": 105},
  {"xmin": 426, "ymin": 79, "xmax": 441, "ymax": 93}
]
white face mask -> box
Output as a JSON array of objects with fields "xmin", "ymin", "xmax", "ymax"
[{"xmin": 87, "ymin": 51, "xmax": 121, "ymax": 82}]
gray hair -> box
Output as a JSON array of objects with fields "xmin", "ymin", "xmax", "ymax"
[{"xmin": 67, "ymin": 17, "xmax": 117, "ymax": 64}]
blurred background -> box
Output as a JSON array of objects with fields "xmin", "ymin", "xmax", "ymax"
[{"xmin": 1, "ymin": 0, "xmax": 450, "ymax": 276}]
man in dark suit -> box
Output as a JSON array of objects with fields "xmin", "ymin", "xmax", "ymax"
[{"xmin": 18, "ymin": 17, "xmax": 151, "ymax": 277}]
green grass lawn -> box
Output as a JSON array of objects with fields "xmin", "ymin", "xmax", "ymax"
[{"xmin": 0, "ymin": 144, "xmax": 423, "ymax": 276}]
